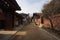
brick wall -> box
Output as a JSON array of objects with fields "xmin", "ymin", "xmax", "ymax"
[
  {"xmin": 43, "ymin": 14, "xmax": 60, "ymax": 30},
  {"xmin": 52, "ymin": 14, "xmax": 60, "ymax": 30},
  {"xmin": 43, "ymin": 18, "xmax": 51, "ymax": 28}
]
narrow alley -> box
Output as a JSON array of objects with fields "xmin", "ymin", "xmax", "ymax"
[
  {"xmin": 11, "ymin": 23, "xmax": 60, "ymax": 40},
  {"xmin": 0, "ymin": 0, "xmax": 60, "ymax": 40}
]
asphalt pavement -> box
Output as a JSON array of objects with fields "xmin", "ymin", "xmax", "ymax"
[{"xmin": 11, "ymin": 23, "xmax": 60, "ymax": 40}]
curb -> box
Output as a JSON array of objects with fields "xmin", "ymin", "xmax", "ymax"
[{"xmin": 41, "ymin": 28, "xmax": 60, "ymax": 40}]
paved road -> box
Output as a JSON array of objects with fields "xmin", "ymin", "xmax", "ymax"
[{"xmin": 11, "ymin": 23, "xmax": 60, "ymax": 40}]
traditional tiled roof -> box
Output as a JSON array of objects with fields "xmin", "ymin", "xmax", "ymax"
[{"xmin": 0, "ymin": 0, "xmax": 21, "ymax": 11}]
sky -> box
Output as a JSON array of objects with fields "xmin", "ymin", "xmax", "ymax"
[{"xmin": 16, "ymin": 0, "xmax": 51, "ymax": 16}]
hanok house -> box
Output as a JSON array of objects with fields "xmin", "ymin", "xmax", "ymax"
[
  {"xmin": 0, "ymin": 0, "xmax": 21, "ymax": 30},
  {"xmin": 14, "ymin": 13, "xmax": 23, "ymax": 27}
]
